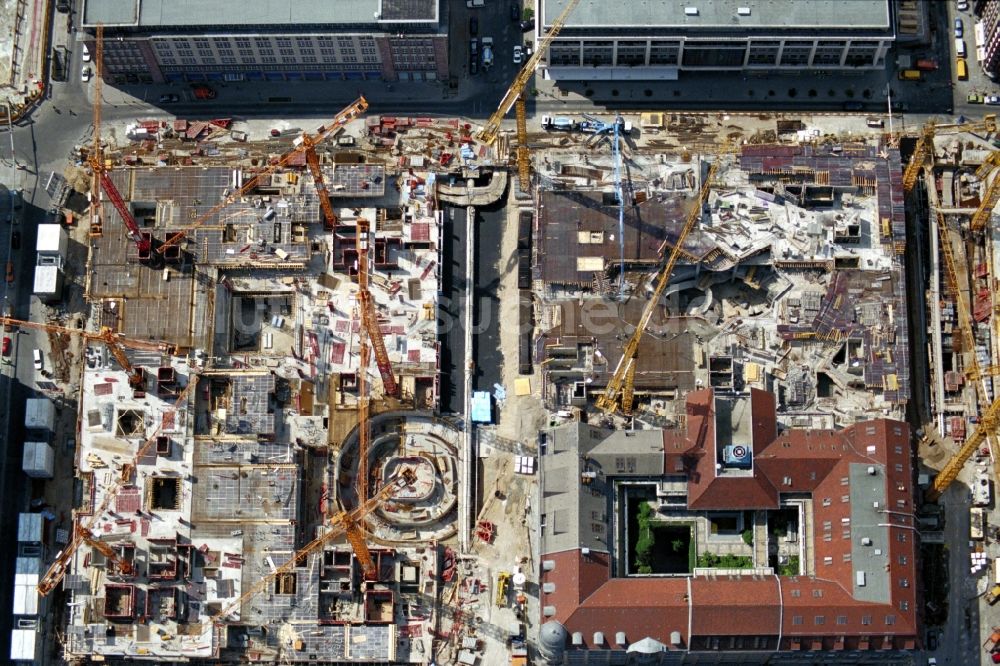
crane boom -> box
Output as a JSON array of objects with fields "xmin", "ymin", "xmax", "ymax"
[
  {"xmin": 356, "ymin": 219, "xmax": 399, "ymax": 398},
  {"xmin": 98, "ymin": 171, "xmax": 151, "ymax": 255},
  {"xmin": 901, "ymin": 126, "xmax": 931, "ymax": 193},
  {"xmin": 925, "ymin": 169, "xmax": 1000, "ymax": 498},
  {"xmin": 206, "ymin": 468, "xmax": 415, "ymax": 625},
  {"xmin": 38, "ymin": 376, "xmax": 198, "ymax": 596},
  {"xmin": 611, "ymin": 116, "xmax": 625, "ymax": 299},
  {"xmin": 972, "ymin": 171, "xmax": 1000, "ymax": 232},
  {"xmin": 476, "ymin": 0, "xmax": 580, "ymax": 146},
  {"xmin": 156, "ymin": 97, "xmax": 369, "ymax": 254},
  {"xmin": 596, "ymin": 145, "xmax": 729, "ymax": 414},
  {"xmin": 0, "ymin": 316, "xmax": 172, "ymax": 386},
  {"xmin": 303, "ymin": 136, "xmax": 338, "ymax": 229}
]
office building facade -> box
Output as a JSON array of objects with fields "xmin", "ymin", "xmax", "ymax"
[
  {"xmin": 81, "ymin": 0, "xmax": 448, "ymax": 84},
  {"xmin": 539, "ymin": 0, "xmax": 895, "ymax": 81}
]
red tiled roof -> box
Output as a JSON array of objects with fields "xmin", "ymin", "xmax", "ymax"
[
  {"xmin": 541, "ymin": 549, "xmax": 611, "ymax": 624},
  {"xmin": 565, "ymin": 577, "xmax": 689, "ymax": 648},
  {"xmin": 690, "ymin": 577, "xmax": 780, "ymax": 636},
  {"xmin": 749, "ymin": 388, "xmax": 777, "ymax": 452},
  {"xmin": 541, "ymin": 389, "xmax": 918, "ymax": 651},
  {"xmin": 684, "ymin": 389, "xmax": 779, "ymax": 510}
]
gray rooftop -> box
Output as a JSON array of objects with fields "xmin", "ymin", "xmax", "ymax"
[
  {"xmin": 541, "ymin": 422, "xmax": 615, "ymax": 555},
  {"xmin": 83, "ymin": 0, "xmax": 439, "ymax": 28},
  {"xmin": 545, "ymin": 0, "xmax": 891, "ymax": 31},
  {"xmin": 849, "ymin": 462, "xmax": 890, "ymax": 604},
  {"xmin": 588, "ymin": 429, "xmax": 665, "ymax": 477}
]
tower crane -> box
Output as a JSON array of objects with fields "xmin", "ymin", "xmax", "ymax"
[
  {"xmin": 901, "ymin": 123, "xmax": 933, "ymax": 193},
  {"xmin": 355, "ymin": 218, "xmax": 399, "ymax": 399},
  {"xmin": 300, "ymin": 131, "xmax": 339, "ymax": 230},
  {"xmin": 201, "ymin": 467, "xmax": 416, "ymax": 627},
  {"xmin": 78, "ymin": 528, "xmax": 134, "ymax": 577},
  {"xmin": 38, "ymin": 376, "xmax": 199, "ymax": 596},
  {"xmin": 88, "ymin": 24, "xmax": 153, "ymax": 258},
  {"xmin": 156, "ymin": 97, "xmax": 369, "ymax": 254},
  {"xmin": 596, "ymin": 144, "xmax": 730, "ymax": 415},
  {"xmin": 476, "ymin": 0, "xmax": 579, "ymax": 147},
  {"xmin": 0, "ymin": 316, "xmax": 173, "ymax": 388},
  {"xmin": 924, "ymin": 169, "xmax": 1000, "ymax": 499}
]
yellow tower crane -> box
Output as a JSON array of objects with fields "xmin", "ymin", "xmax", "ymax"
[{"xmin": 596, "ymin": 143, "xmax": 732, "ymax": 415}]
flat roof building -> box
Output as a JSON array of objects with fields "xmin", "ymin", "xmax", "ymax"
[
  {"xmin": 539, "ymin": 0, "xmax": 894, "ymax": 80},
  {"xmin": 81, "ymin": 0, "xmax": 448, "ymax": 84}
]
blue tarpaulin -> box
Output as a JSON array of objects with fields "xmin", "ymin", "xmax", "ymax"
[{"xmin": 471, "ymin": 391, "xmax": 492, "ymax": 423}]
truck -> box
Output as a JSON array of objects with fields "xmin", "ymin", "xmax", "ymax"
[
  {"xmin": 541, "ymin": 115, "xmax": 578, "ymax": 131},
  {"xmin": 482, "ymin": 37, "xmax": 494, "ymax": 69}
]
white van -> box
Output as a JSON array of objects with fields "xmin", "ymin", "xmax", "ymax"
[
  {"xmin": 32, "ymin": 349, "xmax": 42, "ymax": 370},
  {"xmin": 956, "ymin": 39, "xmax": 967, "ymax": 58}
]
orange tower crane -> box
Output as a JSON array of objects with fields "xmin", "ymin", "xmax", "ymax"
[
  {"xmin": 300, "ymin": 132, "xmax": 338, "ymax": 230},
  {"xmin": 88, "ymin": 24, "xmax": 152, "ymax": 258},
  {"xmin": 79, "ymin": 528, "xmax": 134, "ymax": 577},
  {"xmin": 356, "ymin": 218, "xmax": 399, "ymax": 398},
  {"xmin": 205, "ymin": 467, "xmax": 416, "ymax": 626},
  {"xmin": 156, "ymin": 96, "xmax": 369, "ymax": 254},
  {"xmin": 0, "ymin": 316, "xmax": 173, "ymax": 388},
  {"xmin": 38, "ymin": 376, "xmax": 198, "ymax": 596}
]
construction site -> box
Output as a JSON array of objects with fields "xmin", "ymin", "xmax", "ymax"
[{"xmin": 21, "ymin": 3, "xmax": 1000, "ymax": 666}]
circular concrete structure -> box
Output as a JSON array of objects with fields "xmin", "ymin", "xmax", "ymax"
[{"xmin": 335, "ymin": 412, "xmax": 460, "ymax": 543}]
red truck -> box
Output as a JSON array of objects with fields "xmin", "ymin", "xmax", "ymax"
[{"xmin": 916, "ymin": 58, "xmax": 939, "ymax": 71}]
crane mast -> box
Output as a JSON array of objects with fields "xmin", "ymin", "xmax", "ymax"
[{"xmin": 87, "ymin": 25, "xmax": 151, "ymax": 257}]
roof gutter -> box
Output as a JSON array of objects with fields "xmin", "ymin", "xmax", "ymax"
[
  {"xmin": 774, "ymin": 573, "xmax": 784, "ymax": 652},
  {"xmin": 686, "ymin": 576, "xmax": 692, "ymax": 649}
]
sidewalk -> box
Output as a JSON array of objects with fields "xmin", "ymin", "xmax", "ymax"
[{"xmin": 107, "ymin": 73, "xmax": 496, "ymax": 111}]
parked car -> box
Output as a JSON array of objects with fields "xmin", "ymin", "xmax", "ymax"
[
  {"xmin": 470, "ymin": 57, "xmax": 479, "ymax": 76},
  {"xmin": 969, "ymin": 92, "xmax": 985, "ymax": 104},
  {"xmin": 32, "ymin": 349, "xmax": 42, "ymax": 371},
  {"xmin": 81, "ymin": 66, "xmax": 91, "ymax": 82},
  {"xmin": 958, "ymin": 0, "xmax": 969, "ymax": 10},
  {"xmin": 987, "ymin": 95, "xmax": 1000, "ymax": 106},
  {"xmin": 510, "ymin": 2, "xmax": 520, "ymax": 20},
  {"xmin": 520, "ymin": 19, "xmax": 535, "ymax": 32},
  {"xmin": 81, "ymin": 45, "xmax": 91, "ymax": 62},
  {"xmin": 955, "ymin": 18, "xmax": 964, "ymax": 38},
  {"xmin": 158, "ymin": 93, "xmax": 179, "ymax": 103},
  {"xmin": 191, "ymin": 84, "xmax": 217, "ymax": 100},
  {"xmin": 11, "ymin": 231, "xmax": 20, "ymax": 250},
  {"xmin": 56, "ymin": 0, "xmax": 70, "ymax": 13},
  {"xmin": 513, "ymin": 45, "xmax": 524, "ymax": 65},
  {"xmin": 2, "ymin": 337, "xmax": 11, "ymax": 357},
  {"xmin": 469, "ymin": 16, "xmax": 478, "ymax": 36}
]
